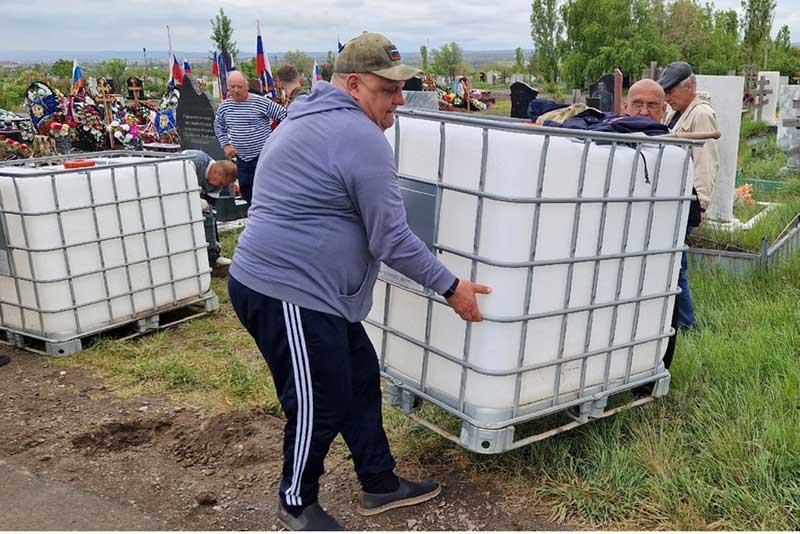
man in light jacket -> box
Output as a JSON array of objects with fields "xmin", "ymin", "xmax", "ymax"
[
  {"xmin": 659, "ymin": 62, "xmax": 720, "ymax": 331},
  {"xmin": 228, "ymin": 32, "xmax": 490, "ymax": 531}
]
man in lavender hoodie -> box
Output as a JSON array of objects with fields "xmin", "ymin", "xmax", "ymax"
[{"xmin": 228, "ymin": 32, "xmax": 490, "ymax": 531}]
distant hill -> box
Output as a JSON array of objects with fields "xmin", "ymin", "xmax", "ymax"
[{"xmin": 0, "ymin": 49, "xmax": 524, "ymax": 66}]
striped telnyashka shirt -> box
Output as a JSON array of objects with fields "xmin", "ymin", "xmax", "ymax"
[{"xmin": 213, "ymin": 94, "xmax": 287, "ymax": 162}]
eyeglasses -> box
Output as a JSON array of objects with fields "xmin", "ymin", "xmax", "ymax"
[{"xmin": 629, "ymin": 101, "xmax": 663, "ymax": 111}]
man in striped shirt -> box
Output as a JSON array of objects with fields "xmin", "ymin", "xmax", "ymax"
[{"xmin": 214, "ymin": 71, "xmax": 287, "ymax": 206}]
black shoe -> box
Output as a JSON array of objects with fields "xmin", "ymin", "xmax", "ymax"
[
  {"xmin": 276, "ymin": 502, "xmax": 343, "ymax": 531},
  {"xmin": 0, "ymin": 355, "xmax": 9, "ymax": 367},
  {"xmin": 357, "ymin": 477, "xmax": 441, "ymax": 516}
]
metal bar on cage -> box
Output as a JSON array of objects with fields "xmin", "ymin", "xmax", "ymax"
[
  {"xmin": 180, "ymin": 161, "xmax": 203, "ymax": 295},
  {"xmin": 419, "ymin": 121, "xmax": 448, "ymax": 396},
  {"xmin": 651, "ymin": 146, "xmax": 693, "ymax": 371},
  {"xmin": 622, "ymin": 145, "xmax": 665, "ymax": 385},
  {"xmin": 601, "ymin": 142, "xmax": 642, "ymax": 392},
  {"xmin": 551, "ymin": 139, "xmax": 592, "ymax": 407},
  {"xmin": 48, "ymin": 174, "xmax": 82, "ymax": 334},
  {"xmin": 132, "ymin": 165, "xmax": 159, "ymax": 310},
  {"xmin": 577, "ymin": 141, "xmax": 617, "ymax": 399},
  {"xmin": 83, "ymin": 169, "xmax": 117, "ymax": 326},
  {"xmin": 109, "ymin": 167, "xmax": 140, "ymax": 321},
  {"xmin": 458, "ymin": 127, "xmax": 489, "ymax": 413},
  {"xmin": 512, "ymin": 134, "xmax": 550, "ymax": 418},
  {"xmin": 152, "ymin": 163, "xmax": 178, "ymax": 304}
]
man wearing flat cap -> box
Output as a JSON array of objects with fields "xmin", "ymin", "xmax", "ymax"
[
  {"xmin": 228, "ymin": 32, "xmax": 491, "ymax": 530},
  {"xmin": 659, "ymin": 61, "xmax": 719, "ymax": 332}
]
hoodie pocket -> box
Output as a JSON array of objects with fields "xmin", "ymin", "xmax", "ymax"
[{"xmin": 339, "ymin": 262, "xmax": 378, "ymax": 300}]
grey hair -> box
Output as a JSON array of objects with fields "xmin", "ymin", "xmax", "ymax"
[{"xmin": 678, "ymin": 74, "xmax": 696, "ymax": 87}]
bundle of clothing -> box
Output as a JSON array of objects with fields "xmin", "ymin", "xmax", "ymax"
[{"xmin": 527, "ymin": 100, "xmax": 669, "ymax": 136}]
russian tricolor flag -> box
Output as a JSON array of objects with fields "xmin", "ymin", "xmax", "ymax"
[
  {"xmin": 212, "ymin": 51, "xmax": 219, "ymax": 77},
  {"xmin": 183, "ymin": 58, "xmax": 192, "ymax": 76},
  {"xmin": 169, "ymin": 54, "xmax": 184, "ymax": 87},
  {"xmin": 71, "ymin": 59, "xmax": 83, "ymax": 92},
  {"xmin": 256, "ymin": 21, "xmax": 275, "ymax": 97}
]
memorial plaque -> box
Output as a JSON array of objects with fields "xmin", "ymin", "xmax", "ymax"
[
  {"xmin": 510, "ymin": 82, "xmax": 539, "ymax": 119},
  {"xmin": 176, "ymin": 75, "xmax": 226, "ymax": 161},
  {"xmin": 401, "ymin": 91, "xmax": 439, "ymax": 110}
]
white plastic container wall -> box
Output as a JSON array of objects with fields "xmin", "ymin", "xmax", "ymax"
[
  {"xmin": 0, "ymin": 155, "xmax": 211, "ymax": 341},
  {"xmin": 365, "ymin": 112, "xmax": 693, "ymax": 423}
]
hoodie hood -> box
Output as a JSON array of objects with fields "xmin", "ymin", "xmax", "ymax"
[{"xmin": 288, "ymin": 81, "xmax": 362, "ymax": 120}]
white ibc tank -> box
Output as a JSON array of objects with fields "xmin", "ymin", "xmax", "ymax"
[
  {"xmin": 0, "ymin": 154, "xmax": 210, "ymax": 341},
  {"xmin": 365, "ymin": 111, "xmax": 693, "ymax": 422}
]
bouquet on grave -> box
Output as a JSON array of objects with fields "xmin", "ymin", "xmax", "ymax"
[
  {"xmin": 107, "ymin": 114, "xmax": 141, "ymax": 148},
  {"xmin": 0, "ymin": 138, "xmax": 33, "ymax": 160},
  {"xmin": 734, "ymin": 184, "xmax": 756, "ymax": 207},
  {"xmin": 75, "ymin": 106, "xmax": 107, "ymax": 149}
]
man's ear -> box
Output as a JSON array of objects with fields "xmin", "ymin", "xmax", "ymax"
[{"xmin": 344, "ymin": 74, "xmax": 361, "ymax": 101}]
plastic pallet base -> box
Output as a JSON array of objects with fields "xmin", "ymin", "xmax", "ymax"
[
  {"xmin": 385, "ymin": 374, "xmax": 670, "ymax": 454},
  {"xmin": 0, "ymin": 292, "xmax": 220, "ymax": 357}
]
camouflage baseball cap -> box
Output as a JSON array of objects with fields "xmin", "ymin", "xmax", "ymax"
[{"xmin": 334, "ymin": 32, "xmax": 421, "ymax": 81}]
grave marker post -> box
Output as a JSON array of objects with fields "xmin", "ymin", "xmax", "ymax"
[
  {"xmin": 127, "ymin": 77, "xmax": 143, "ymax": 107},
  {"xmin": 96, "ymin": 77, "xmax": 116, "ymax": 147},
  {"xmin": 613, "ymin": 69, "xmax": 623, "ymax": 115},
  {"xmin": 753, "ymin": 76, "xmax": 773, "ymax": 122}
]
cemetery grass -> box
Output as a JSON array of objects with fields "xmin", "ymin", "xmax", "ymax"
[{"xmin": 47, "ymin": 228, "xmax": 800, "ymax": 530}]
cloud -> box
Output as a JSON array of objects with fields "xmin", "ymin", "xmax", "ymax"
[
  {"xmin": 1, "ymin": 0, "xmax": 532, "ymax": 51},
  {"xmin": 1, "ymin": 0, "xmax": 796, "ymax": 53}
]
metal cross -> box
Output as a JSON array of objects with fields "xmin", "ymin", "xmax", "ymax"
[{"xmin": 753, "ymin": 76, "xmax": 773, "ymax": 121}]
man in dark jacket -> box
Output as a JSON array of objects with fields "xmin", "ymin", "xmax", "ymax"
[{"xmin": 182, "ymin": 149, "xmax": 237, "ymax": 271}]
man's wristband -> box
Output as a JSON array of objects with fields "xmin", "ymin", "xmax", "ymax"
[{"xmin": 442, "ymin": 277, "xmax": 459, "ymax": 299}]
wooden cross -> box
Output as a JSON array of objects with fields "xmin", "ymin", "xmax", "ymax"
[
  {"xmin": 95, "ymin": 77, "xmax": 116, "ymax": 146},
  {"xmin": 746, "ymin": 65, "xmax": 758, "ymax": 93},
  {"xmin": 613, "ymin": 68, "xmax": 623, "ymax": 115},
  {"xmin": 753, "ymin": 76, "xmax": 773, "ymax": 121},
  {"xmin": 127, "ymin": 78, "xmax": 143, "ymax": 107},
  {"xmin": 570, "ymin": 89, "xmax": 583, "ymax": 105},
  {"xmin": 782, "ymin": 99, "xmax": 800, "ymax": 130}
]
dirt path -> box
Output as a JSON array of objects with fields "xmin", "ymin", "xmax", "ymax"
[{"xmin": 0, "ymin": 348, "xmax": 562, "ymax": 531}]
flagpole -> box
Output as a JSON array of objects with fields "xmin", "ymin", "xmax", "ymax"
[{"xmin": 166, "ymin": 25, "xmax": 173, "ymax": 86}]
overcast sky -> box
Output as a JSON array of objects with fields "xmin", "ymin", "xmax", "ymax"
[{"xmin": 0, "ymin": 0, "xmax": 797, "ymax": 52}]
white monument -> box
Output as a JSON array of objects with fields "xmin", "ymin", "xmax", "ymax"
[
  {"xmin": 777, "ymin": 85, "xmax": 800, "ymax": 170},
  {"xmin": 695, "ymin": 75, "xmax": 745, "ymax": 223},
  {"xmin": 757, "ymin": 71, "xmax": 780, "ymax": 125}
]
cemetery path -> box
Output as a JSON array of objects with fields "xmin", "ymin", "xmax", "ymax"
[{"xmin": 0, "ymin": 348, "xmax": 563, "ymax": 531}]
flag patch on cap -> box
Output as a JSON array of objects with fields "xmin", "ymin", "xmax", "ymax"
[{"xmin": 389, "ymin": 49, "xmax": 401, "ymax": 61}]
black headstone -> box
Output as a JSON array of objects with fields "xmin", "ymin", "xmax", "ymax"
[
  {"xmin": 403, "ymin": 77, "xmax": 423, "ymax": 91},
  {"xmin": 175, "ymin": 74, "xmax": 226, "ymax": 161},
  {"xmin": 510, "ymin": 82, "xmax": 539, "ymax": 119},
  {"xmin": 126, "ymin": 76, "xmax": 146, "ymax": 100},
  {"xmin": 589, "ymin": 73, "xmax": 630, "ymax": 112}
]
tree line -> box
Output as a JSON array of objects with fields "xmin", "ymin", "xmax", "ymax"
[{"xmin": 530, "ymin": 0, "xmax": 798, "ymax": 88}]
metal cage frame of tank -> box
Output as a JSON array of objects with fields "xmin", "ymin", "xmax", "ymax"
[
  {"xmin": 367, "ymin": 109, "xmax": 703, "ymax": 454},
  {"xmin": 0, "ymin": 151, "xmax": 214, "ymax": 354}
]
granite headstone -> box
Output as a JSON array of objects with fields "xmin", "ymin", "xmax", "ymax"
[
  {"xmin": 401, "ymin": 91, "xmax": 439, "ymax": 110},
  {"xmin": 176, "ymin": 75, "xmax": 226, "ymax": 161}
]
